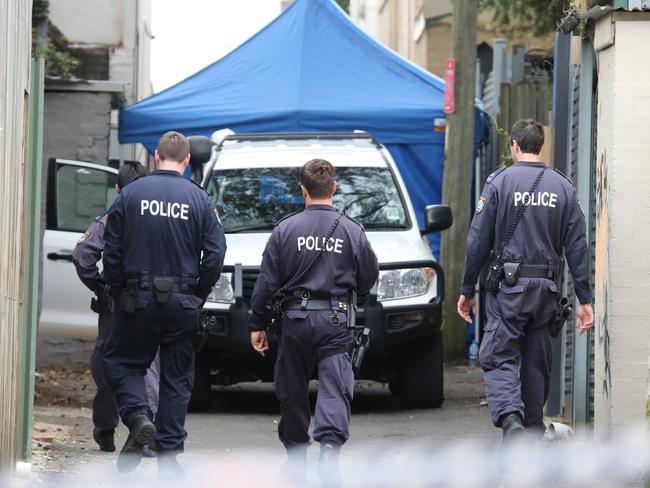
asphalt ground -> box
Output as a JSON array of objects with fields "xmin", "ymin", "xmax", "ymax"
[
  {"xmin": 21, "ymin": 365, "xmax": 647, "ymax": 487},
  {"xmin": 25, "ymin": 364, "xmax": 497, "ymax": 479}
]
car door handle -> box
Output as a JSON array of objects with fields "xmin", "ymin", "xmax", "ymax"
[{"xmin": 47, "ymin": 252, "xmax": 73, "ymax": 262}]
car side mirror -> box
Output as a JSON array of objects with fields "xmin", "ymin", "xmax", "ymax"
[
  {"xmin": 421, "ymin": 204, "xmax": 452, "ymax": 235},
  {"xmin": 187, "ymin": 135, "xmax": 214, "ymax": 184},
  {"xmin": 188, "ymin": 135, "xmax": 213, "ymax": 167}
]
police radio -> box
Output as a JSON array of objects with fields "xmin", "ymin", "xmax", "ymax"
[{"xmin": 484, "ymin": 253, "xmax": 504, "ymax": 293}]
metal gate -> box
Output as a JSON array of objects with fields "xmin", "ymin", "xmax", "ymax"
[{"xmin": 563, "ymin": 42, "xmax": 598, "ymax": 427}]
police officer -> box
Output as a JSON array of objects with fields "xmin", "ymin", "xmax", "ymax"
[
  {"xmin": 72, "ymin": 162, "xmax": 160, "ymax": 454},
  {"xmin": 457, "ymin": 118, "xmax": 594, "ymax": 441},
  {"xmin": 102, "ymin": 131, "xmax": 226, "ymax": 476},
  {"xmin": 249, "ymin": 158, "xmax": 379, "ymax": 486}
]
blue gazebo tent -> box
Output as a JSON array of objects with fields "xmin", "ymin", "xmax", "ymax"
[{"xmin": 119, "ymin": 0, "xmax": 487, "ymax": 256}]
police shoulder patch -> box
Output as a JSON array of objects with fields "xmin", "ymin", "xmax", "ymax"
[
  {"xmin": 77, "ymin": 230, "xmax": 91, "ymax": 245},
  {"xmin": 476, "ymin": 195, "xmax": 488, "ymax": 214},
  {"xmin": 554, "ymin": 169, "xmax": 576, "ymax": 187},
  {"xmin": 485, "ymin": 167, "xmax": 506, "ymax": 185}
]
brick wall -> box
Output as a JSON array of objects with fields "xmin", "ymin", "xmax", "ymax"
[{"xmin": 593, "ymin": 12, "xmax": 650, "ymax": 436}]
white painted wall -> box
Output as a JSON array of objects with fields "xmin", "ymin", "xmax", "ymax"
[
  {"xmin": 349, "ymin": 0, "xmax": 428, "ymax": 68},
  {"xmin": 48, "ymin": 0, "xmax": 126, "ymax": 45},
  {"xmin": 593, "ymin": 11, "xmax": 650, "ymax": 436}
]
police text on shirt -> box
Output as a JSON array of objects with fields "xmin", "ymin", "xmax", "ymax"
[
  {"xmin": 297, "ymin": 236, "xmax": 344, "ymax": 254},
  {"xmin": 513, "ymin": 192, "xmax": 558, "ymax": 208},
  {"xmin": 140, "ymin": 200, "xmax": 189, "ymax": 220}
]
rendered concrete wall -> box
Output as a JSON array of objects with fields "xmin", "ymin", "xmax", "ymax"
[
  {"xmin": 42, "ymin": 91, "xmax": 112, "ymax": 164},
  {"xmin": 593, "ymin": 12, "xmax": 650, "ymax": 436},
  {"xmin": 354, "ymin": 0, "xmax": 427, "ymax": 67},
  {"xmin": 48, "ymin": 0, "xmax": 126, "ymax": 46}
]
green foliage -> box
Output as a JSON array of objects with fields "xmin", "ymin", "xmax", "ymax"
[
  {"xmin": 31, "ymin": 0, "xmax": 80, "ymax": 78},
  {"xmin": 335, "ymin": 0, "xmax": 350, "ymax": 13},
  {"xmin": 479, "ymin": 0, "xmax": 571, "ymax": 37},
  {"xmin": 32, "ymin": 0, "xmax": 49, "ymax": 24},
  {"xmin": 42, "ymin": 40, "xmax": 80, "ymax": 78}
]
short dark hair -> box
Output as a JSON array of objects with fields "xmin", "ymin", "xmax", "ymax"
[
  {"xmin": 510, "ymin": 118, "xmax": 545, "ymax": 155},
  {"xmin": 300, "ymin": 159, "xmax": 335, "ymax": 199},
  {"xmin": 117, "ymin": 161, "xmax": 148, "ymax": 190},
  {"xmin": 157, "ymin": 131, "xmax": 189, "ymax": 163}
]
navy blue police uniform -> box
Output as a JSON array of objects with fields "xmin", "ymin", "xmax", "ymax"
[
  {"xmin": 102, "ymin": 169, "xmax": 226, "ymax": 454},
  {"xmin": 250, "ymin": 204, "xmax": 379, "ymax": 449},
  {"xmin": 73, "ymin": 213, "xmax": 120, "ymax": 444},
  {"xmin": 461, "ymin": 162, "xmax": 592, "ymax": 435},
  {"xmin": 73, "ymin": 211, "xmax": 161, "ymax": 451}
]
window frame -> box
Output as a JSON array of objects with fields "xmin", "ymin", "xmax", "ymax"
[{"xmin": 46, "ymin": 158, "xmax": 119, "ymax": 233}]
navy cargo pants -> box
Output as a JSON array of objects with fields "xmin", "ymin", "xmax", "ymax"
[
  {"xmin": 92, "ymin": 310, "xmax": 160, "ymax": 433},
  {"xmin": 479, "ymin": 279, "xmax": 559, "ymax": 436},
  {"xmin": 103, "ymin": 291, "xmax": 202, "ymax": 452},
  {"xmin": 275, "ymin": 309, "xmax": 355, "ymax": 448}
]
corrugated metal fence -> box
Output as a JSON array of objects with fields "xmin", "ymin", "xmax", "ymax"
[{"xmin": 0, "ymin": 0, "xmax": 32, "ymax": 474}]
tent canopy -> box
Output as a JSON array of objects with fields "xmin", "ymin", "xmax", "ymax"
[
  {"xmin": 119, "ymin": 0, "xmax": 488, "ymax": 256},
  {"xmin": 119, "ymin": 0, "xmax": 447, "ymax": 149}
]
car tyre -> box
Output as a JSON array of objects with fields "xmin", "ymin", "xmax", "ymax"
[
  {"xmin": 188, "ymin": 349, "xmax": 212, "ymax": 412},
  {"xmin": 399, "ymin": 331, "xmax": 444, "ymax": 409}
]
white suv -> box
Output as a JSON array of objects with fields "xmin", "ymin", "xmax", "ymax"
[
  {"xmin": 39, "ymin": 132, "xmax": 452, "ymax": 412},
  {"xmin": 189, "ymin": 131, "xmax": 452, "ymax": 411},
  {"xmin": 40, "ymin": 158, "xmax": 118, "ymax": 337}
]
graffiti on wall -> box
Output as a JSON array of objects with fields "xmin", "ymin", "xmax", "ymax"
[{"xmin": 595, "ymin": 150, "xmax": 611, "ymax": 405}]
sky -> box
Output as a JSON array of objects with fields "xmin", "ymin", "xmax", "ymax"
[{"xmin": 150, "ymin": 1, "xmax": 283, "ymax": 93}]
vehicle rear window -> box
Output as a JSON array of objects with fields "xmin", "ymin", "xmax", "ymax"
[{"xmin": 206, "ymin": 167, "xmax": 408, "ymax": 232}]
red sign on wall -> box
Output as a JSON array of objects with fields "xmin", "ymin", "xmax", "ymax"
[{"xmin": 443, "ymin": 57, "xmax": 456, "ymax": 115}]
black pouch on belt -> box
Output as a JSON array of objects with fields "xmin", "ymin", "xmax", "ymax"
[
  {"xmin": 484, "ymin": 254, "xmax": 503, "ymax": 293},
  {"xmin": 118, "ymin": 279, "xmax": 138, "ymax": 314},
  {"xmin": 153, "ymin": 277, "xmax": 174, "ymax": 304},
  {"xmin": 502, "ymin": 262, "xmax": 521, "ymax": 286}
]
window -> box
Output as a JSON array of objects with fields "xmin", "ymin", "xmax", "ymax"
[
  {"xmin": 207, "ymin": 166, "xmax": 408, "ymax": 233},
  {"xmin": 55, "ymin": 163, "xmax": 117, "ymax": 232}
]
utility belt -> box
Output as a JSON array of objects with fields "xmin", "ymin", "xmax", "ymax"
[
  {"xmin": 484, "ymin": 258, "xmax": 573, "ymax": 338},
  {"xmin": 283, "ymin": 291, "xmax": 356, "ymax": 363},
  {"xmin": 269, "ymin": 289, "xmax": 368, "ymax": 374},
  {"xmin": 282, "ymin": 291, "xmax": 350, "ymax": 326},
  {"xmin": 485, "ymin": 259, "xmax": 558, "ymax": 292},
  {"xmin": 118, "ymin": 274, "xmax": 198, "ymax": 313}
]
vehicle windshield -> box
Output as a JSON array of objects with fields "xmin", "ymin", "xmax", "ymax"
[{"xmin": 206, "ymin": 166, "xmax": 408, "ymax": 232}]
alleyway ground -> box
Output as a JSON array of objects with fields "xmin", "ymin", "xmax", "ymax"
[
  {"xmin": 22, "ymin": 364, "xmax": 645, "ymax": 487},
  {"xmin": 29, "ymin": 364, "xmax": 493, "ymax": 473}
]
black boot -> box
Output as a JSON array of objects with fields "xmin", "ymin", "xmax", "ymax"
[
  {"xmin": 117, "ymin": 415, "xmax": 156, "ymax": 473},
  {"xmin": 158, "ymin": 451, "xmax": 184, "ymax": 480},
  {"xmin": 319, "ymin": 443, "xmax": 342, "ymax": 488},
  {"xmin": 93, "ymin": 428, "xmax": 116, "ymax": 452},
  {"xmin": 142, "ymin": 443, "xmax": 157, "ymax": 458},
  {"xmin": 501, "ymin": 412, "xmax": 526, "ymax": 443}
]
